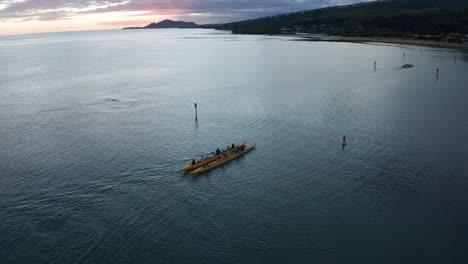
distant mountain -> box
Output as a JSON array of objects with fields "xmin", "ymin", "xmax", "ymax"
[
  {"xmin": 123, "ymin": 20, "xmax": 199, "ymax": 29},
  {"xmin": 217, "ymin": 0, "xmax": 468, "ymax": 38}
]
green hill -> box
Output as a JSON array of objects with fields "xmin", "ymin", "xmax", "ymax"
[
  {"xmin": 217, "ymin": 0, "xmax": 468, "ymax": 38},
  {"xmin": 123, "ymin": 20, "xmax": 198, "ymax": 29}
]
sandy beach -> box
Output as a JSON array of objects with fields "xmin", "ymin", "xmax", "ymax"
[{"xmin": 295, "ymin": 34, "xmax": 468, "ymax": 51}]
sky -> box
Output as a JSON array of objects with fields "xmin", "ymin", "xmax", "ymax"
[{"xmin": 0, "ymin": 0, "xmax": 367, "ymax": 36}]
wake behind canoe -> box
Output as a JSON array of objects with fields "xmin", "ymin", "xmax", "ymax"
[
  {"xmin": 191, "ymin": 144, "xmax": 256, "ymax": 174},
  {"xmin": 180, "ymin": 142, "xmax": 246, "ymax": 171}
]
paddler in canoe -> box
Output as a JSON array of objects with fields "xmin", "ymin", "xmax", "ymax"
[
  {"xmin": 191, "ymin": 144, "xmax": 256, "ymax": 174},
  {"xmin": 180, "ymin": 142, "xmax": 246, "ymax": 171}
]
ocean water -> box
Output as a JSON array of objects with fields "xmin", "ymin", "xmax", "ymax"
[{"xmin": 0, "ymin": 29, "xmax": 467, "ymax": 263}]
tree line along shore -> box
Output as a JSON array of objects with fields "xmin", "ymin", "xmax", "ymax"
[{"xmin": 215, "ymin": 0, "xmax": 468, "ymax": 47}]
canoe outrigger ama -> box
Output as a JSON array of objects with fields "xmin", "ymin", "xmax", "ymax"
[
  {"xmin": 180, "ymin": 142, "xmax": 246, "ymax": 171},
  {"xmin": 191, "ymin": 144, "xmax": 256, "ymax": 174}
]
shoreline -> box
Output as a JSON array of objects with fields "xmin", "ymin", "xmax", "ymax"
[{"xmin": 293, "ymin": 34, "xmax": 468, "ymax": 51}]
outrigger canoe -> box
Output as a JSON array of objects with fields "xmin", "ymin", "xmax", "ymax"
[
  {"xmin": 191, "ymin": 144, "xmax": 256, "ymax": 174},
  {"xmin": 180, "ymin": 142, "xmax": 246, "ymax": 171}
]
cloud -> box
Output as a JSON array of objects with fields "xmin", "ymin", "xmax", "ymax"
[
  {"xmin": 0, "ymin": 0, "xmax": 132, "ymax": 20},
  {"xmin": 0, "ymin": 0, "xmax": 365, "ymax": 23},
  {"xmin": 0, "ymin": 0, "xmax": 370, "ymax": 35}
]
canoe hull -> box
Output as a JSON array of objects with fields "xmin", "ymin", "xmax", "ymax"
[
  {"xmin": 180, "ymin": 142, "xmax": 246, "ymax": 171},
  {"xmin": 191, "ymin": 144, "xmax": 256, "ymax": 174}
]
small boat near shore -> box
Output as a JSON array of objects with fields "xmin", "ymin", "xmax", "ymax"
[
  {"xmin": 180, "ymin": 142, "xmax": 246, "ymax": 171},
  {"xmin": 191, "ymin": 144, "xmax": 256, "ymax": 174}
]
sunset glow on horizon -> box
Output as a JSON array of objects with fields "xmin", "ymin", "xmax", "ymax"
[{"xmin": 0, "ymin": 0, "xmax": 367, "ymax": 36}]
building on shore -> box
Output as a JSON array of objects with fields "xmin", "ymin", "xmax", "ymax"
[
  {"xmin": 445, "ymin": 33, "xmax": 464, "ymax": 44},
  {"xmin": 279, "ymin": 27, "xmax": 295, "ymax": 34}
]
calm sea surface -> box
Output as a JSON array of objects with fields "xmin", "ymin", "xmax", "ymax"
[{"xmin": 1, "ymin": 29, "xmax": 467, "ymax": 263}]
